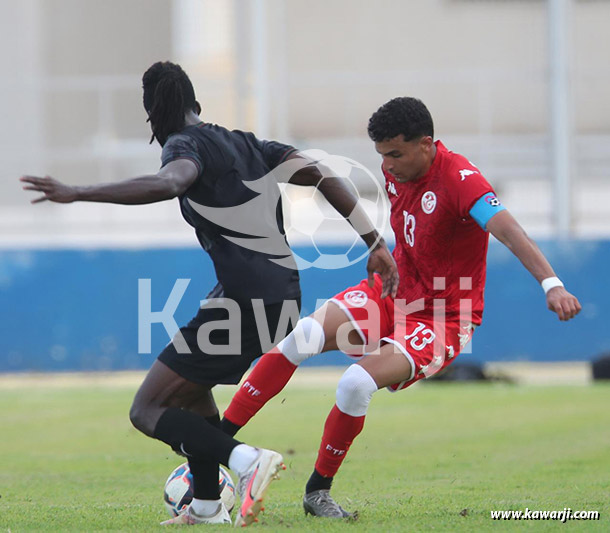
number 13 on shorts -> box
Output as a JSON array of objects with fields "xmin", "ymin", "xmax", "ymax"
[{"xmin": 404, "ymin": 321, "xmax": 436, "ymax": 351}]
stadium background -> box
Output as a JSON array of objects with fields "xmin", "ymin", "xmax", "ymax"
[{"xmin": 1, "ymin": 0, "xmax": 609, "ymax": 373}]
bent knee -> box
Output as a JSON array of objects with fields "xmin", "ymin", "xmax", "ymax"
[
  {"xmin": 335, "ymin": 364, "xmax": 378, "ymax": 417},
  {"xmin": 129, "ymin": 400, "xmax": 156, "ymax": 437},
  {"xmin": 278, "ymin": 316, "xmax": 326, "ymax": 365}
]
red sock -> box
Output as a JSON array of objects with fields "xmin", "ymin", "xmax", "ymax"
[
  {"xmin": 314, "ymin": 405, "xmax": 365, "ymax": 478},
  {"xmin": 224, "ymin": 350, "xmax": 297, "ymax": 427}
]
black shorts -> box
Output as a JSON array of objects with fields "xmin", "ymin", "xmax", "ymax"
[{"xmin": 158, "ymin": 297, "xmax": 301, "ymax": 385}]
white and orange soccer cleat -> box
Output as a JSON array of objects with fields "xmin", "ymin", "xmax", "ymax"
[
  {"xmin": 234, "ymin": 449, "xmax": 285, "ymax": 528},
  {"xmin": 160, "ymin": 502, "xmax": 232, "ymax": 526}
]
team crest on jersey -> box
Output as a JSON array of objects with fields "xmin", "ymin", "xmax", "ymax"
[
  {"xmin": 421, "ymin": 191, "xmax": 437, "ymax": 214},
  {"xmin": 344, "ymin": 290, "xmax": 368, "ymax": 308}
]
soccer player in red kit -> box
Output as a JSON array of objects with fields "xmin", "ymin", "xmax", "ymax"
[{"xmin": 221, "ymin": 97, "xmax": 582, "ymax": 517}]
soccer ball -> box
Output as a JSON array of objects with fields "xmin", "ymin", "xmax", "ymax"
[{"xmin": 163, "ymin": 462, "xmax": 236, "ymax": 517}]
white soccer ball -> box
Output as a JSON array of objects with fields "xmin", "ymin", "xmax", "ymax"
[{"xmin": 163, "ymin": 462, "xmax": 236, "ymax": 517}]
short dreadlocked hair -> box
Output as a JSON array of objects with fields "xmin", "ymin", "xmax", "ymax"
[
  {"xmin": 367, "ymin": 97, "xmax": 434, "ymax": 143},
  {"xmin": 142, "ymin": 61, "xmax": 198, "ymax": 146}
]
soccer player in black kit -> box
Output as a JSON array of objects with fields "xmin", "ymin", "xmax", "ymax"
[{"xmin": 21, "ymin": 61, "xmax": 398, "ymax": 527}]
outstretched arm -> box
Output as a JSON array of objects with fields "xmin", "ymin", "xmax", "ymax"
[
  {"xmin": 284, "ymin": 152, "xmax": 399, "ymax": 298},
  {"xmin": 486, "ymin": 210, "xmax": 581, "ymax": 321},
  {"xmin": 21, "ymin": 159, "xmax": 199, "ymax": 205}
]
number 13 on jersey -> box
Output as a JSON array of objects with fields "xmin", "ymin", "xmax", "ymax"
[{"xmin": 403, "ymin": 210, "xmax": 416, "ymax": 247}]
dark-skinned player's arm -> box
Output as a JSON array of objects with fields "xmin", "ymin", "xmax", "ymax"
[
  {"xmin": 486, "ymin": 210, "xmax": 581, "ymax": 321},
  {"xmin": 20, "ymin": 159, "xmax": 199, "ymax": 205},
  {"xmin": 281, "ymin": 151, "xmax": 399, "ymax": 298}
]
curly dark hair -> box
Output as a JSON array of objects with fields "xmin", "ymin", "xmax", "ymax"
[
  {"xmin": 142, "ymin": 61, "xmax": 198, "ymax": 146},
  {"xmin": 367, "ymin": 97, "xmax": 434, "ymax": 143}
]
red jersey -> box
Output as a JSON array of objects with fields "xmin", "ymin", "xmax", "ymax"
[{"xmin": 383, "ymin": 141, "xmax": 495, "ymax": 325}]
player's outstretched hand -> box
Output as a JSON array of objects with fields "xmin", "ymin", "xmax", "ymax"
[
  {"xmin": 20, "ymin": 175, "xmax": 78, "ymax": 204},
  {"xmin": 366, "ymin": 243, "xmax": 399, "ymax": 299},
  {"xmin": 546, "ymin": 286, "xmax": 581, "ymax": 321}
]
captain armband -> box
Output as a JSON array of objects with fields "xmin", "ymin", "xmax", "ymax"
[{"xmin": 469, "ymin": 192, "xmax": 506, "ymax": 230}]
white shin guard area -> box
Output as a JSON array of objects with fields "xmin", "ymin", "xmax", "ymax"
[
  {"xmin": 335, "ymin": 364, "xmax": 378, "ymax": 417},
  {"xmin": 276, "ymin": 316, "xmax": 325, "ymax": 365}
]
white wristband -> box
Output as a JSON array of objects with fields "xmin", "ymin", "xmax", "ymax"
[{"xmin": 541, "ymin": 277, "xmax": 564, "ymax": 294}]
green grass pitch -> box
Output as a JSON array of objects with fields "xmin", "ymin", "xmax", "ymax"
[{"xmin": 0, "ymin": 374, "xmax": 608, "ymax": 532}]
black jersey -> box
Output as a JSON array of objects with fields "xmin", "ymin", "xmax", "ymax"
[{"xmin": 161, "ymin": 122, "xmax": 301, "ymax": 306}]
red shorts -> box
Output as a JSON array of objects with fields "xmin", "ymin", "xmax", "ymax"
[{"xmin": 328, "ymin": 275, "xmax": 476, "ymax": 392}]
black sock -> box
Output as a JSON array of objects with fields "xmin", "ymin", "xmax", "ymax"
[
  {"xmin": 188, "ymin": 414, "xmax": 222, "ymax": 501},
  {"xmin": 220, "ymin": 416, "xmax": 242, "ymax": 437},
  {"xmin": 153, "ymin": 407, "xmax": 239, "ymax": 467},
  {"xmin": 205, "ymin": 413, "xmax": 221, "ymax": 429},
  {"xmin": 305, "ymin": 468, "xmax": 333, "ymax": 494}
]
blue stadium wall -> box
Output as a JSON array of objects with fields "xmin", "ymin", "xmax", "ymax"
[{"xmin": 0, "ymin": 241, "xmax": 608, "ymax": 372}]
